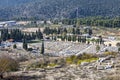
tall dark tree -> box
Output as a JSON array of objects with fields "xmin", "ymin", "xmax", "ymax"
[
  {"xmin": 41, "ymin": 40, "xmax": 44, "ymax": 55},
  {"xmin": 31, "ymin": 32, "xmax": 36, "ymax": 40},
  {"xmin": 88, "ymin": 29, "xmax": 93, "ymax": 35},
  {"xmin": 98, "ymin": 36, "xmax": 103, "ymax": 44},
  {"xmin": 76, "ymin": 28, "xmax": 80, "ymax": 34},
  {"xmin": 72, "ymin": 35, "xmax": 77, "ymax": 42},
  {"xmin": 68, "ymin": 35, "xmax": 72, "ymax": 41},
  {"xmin": 78, "ymin": 36, "xmax": 82, "ymax": 42},
  {"xmin": 63, "ymin": 28, "xmax": 67, "ymax": 34},
  {"xmin": 57, "ymin": 28, "xmax": 61, "ymax": 34},
  {"xmin": 36, "ymin": 28, "xmax": 43, "ymax": 39},
  {"xmin": 72, "ymin": 28, "xmax": 76, "ymax": 34},
  {"xmin": 43, "ymin": 27, "xmax": 50, "ymax": 35},
  {"xmin": 23, "ymin": 38, "xmax": 28, "ymax": 50}
]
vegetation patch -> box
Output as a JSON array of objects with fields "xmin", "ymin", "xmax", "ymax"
[
  {"xmin": 104, "ymin": 52, "xmax": 117, "ymax": 56},
  {"xmin": 28, "ymin": 40, "xmax": 41, "ymax": 44},
  {"xmin": 66, "ymin": 53, "xmax": 98, "ymax": 65}
]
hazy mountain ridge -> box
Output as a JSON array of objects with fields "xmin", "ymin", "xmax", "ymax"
[
  {"xmin": 0, "ymin": 0, "xmax": 34, "ymax": 7},
  {"xmin": 0, "ymin": 0, "xmax": 120, "ymax": 20}
]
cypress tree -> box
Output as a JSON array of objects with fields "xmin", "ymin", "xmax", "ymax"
[
  {"xmin": 41, "ymin": 40, "xmax": 44, "ymax": 55},
  {"xmin": 23, "ymin": 38, "xmax": 28, "ymax": 50},
  {"xmin": 36, "ymin": 28, "xmax": 43, "ymax": 40},
  {"xmin": 76, "ymin": 28, "xmax": 80, "ymax": 34},
  {"xmin": 72, "ymin": 28, "xmax": 76, "ymax": 34},
  {"xmin": 57, "ymin": 28, "xmax": 61, "ymax": 34},
  {"xmin": 78, "ymin": 36, "xmax": 81, "ymax": 42},
  {"xmin": 72, "ymin": 35, "xmax": 77, "ymax": 42},
  {"xmin": 68, "ymin": 35, "xmax": 72, "ymax": 41}
]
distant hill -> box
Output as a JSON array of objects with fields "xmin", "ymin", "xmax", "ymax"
[
  {"xmin": 0, "ymin": 0, "xmax": 120, "ymax": 20},
  {"xmin": 0, "ymin": 0, "xmax": 34, "ymax": 7}
]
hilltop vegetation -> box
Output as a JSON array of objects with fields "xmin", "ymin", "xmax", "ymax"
[
  {"xmin": 0, "ymin": 0, "xmax": 34, "ymax": 7},
  {"xmin": 62, "ymin": 16, "xmax": 120, "ymax": 28},
  {"xmin": 1, "ymin": 0, "xmax": 120, "ymax": 20}
]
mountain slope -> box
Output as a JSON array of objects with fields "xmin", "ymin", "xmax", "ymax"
[
  {"xmin": 0, "ymin": 0, "xmax": 34, "ymax": 7},
  {"xmin": 0, "ymin": 0, "xmax": 120, "ymax": 20}
]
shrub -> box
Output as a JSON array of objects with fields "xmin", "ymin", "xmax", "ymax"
[
  {"xmin": 66, "ymin": 54, "xmax": 98, "ymax": 65},
  {"xmin": 58, "ymin": 58, "xmax": 66, "ymax": 66},
  {"xmin": 48, "ymin": 63, "xmax": 57, "ymax": 67},
  {"xmin": 96, "ymin": 45, "xmax": 100, "ymax": 52},
  {"xmin": 104, "ymin": 52, "xmax": 117, "ymax": 56},
  {"xmin": 13, "ymin": 44, "xmax": 17, "ymax": 49},
  {"xmin": 118, "ymin": 47, "xmax": 120, "ymax": 52},
  {"xmin": 66, "ymin": 55, "xmax": 77, "ymax": 64},
  {"xmin": 77, "ymin": 53, "xmax": 97, "ymax": 60},
  {"xmin": 27, "ymin": 48, "xmax": 33, "ymax": 51},
  {"xmin": 18, "ymin": 56, "xmax": 28, "ymax": 62},
  {"xmin": 116, "ymin": 43, "xmax": 120, "ymax": 47},
  {"xmin": 0, "ymin": 56, "xmax": 19, "ymax": 72},
  {"xmin": 0, "ymin": 56, "xmax": 19, "ymax": 79}
]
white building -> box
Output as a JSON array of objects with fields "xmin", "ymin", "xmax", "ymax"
[{"xmin": 37, "ymin": 20, "xmax": 52, "ymax": 24}]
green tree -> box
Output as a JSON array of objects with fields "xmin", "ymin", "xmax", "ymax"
[
  {"xmin": 36, "ymin": 28, "xmax": 43, "ymax": 39},
  {"xmin": 23, "ymin": 39, "xmax": 28, "ymax": 50},
  {"xmin": 72, "ymin": 35, "xmax": 77, "ymax": 42},
  {"xmin": 68, "ymin": 35, "xmax": 72, "ymax": 41},
  {"xmin": 78, "ymin": 36, "xmax": 81, "ymax": 42},
  {"xmin": 13, "ymin": 44, "xmax": 17, "ymax": 49},
  {"xmin": 41, "ymin": 40, "xmax": 44, "ymax": 55},
  {"xmin": 63, "ymin": 28, "xmax": 67, "ymax": 34},
  {"xmin": 96, "ymin": 45, "xmax": 100, "ymax": 52},
  {"xmin": 72, "ymin": 28, "xmax": 76, "ymax": 34},
  {"xmin": 76, "ymin": 28, "xmax": 80, "ymax": 34}
]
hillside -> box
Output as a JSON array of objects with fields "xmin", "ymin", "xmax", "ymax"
[
  {"xmin": 0, "ymin": 0, "xmax": 120, "ymax": 20},
  {"xmin": 0, "ymin": 0, "xmax": 34, "ymax": 7}
]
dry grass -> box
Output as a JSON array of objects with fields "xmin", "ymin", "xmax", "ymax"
[
  {"xmin": 0, "ymin": 56, "xmax": 19, "ymax": 73},
  {"xmin": 100, "ymin": 75, "xmax": 120, "ymax": 80}
]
